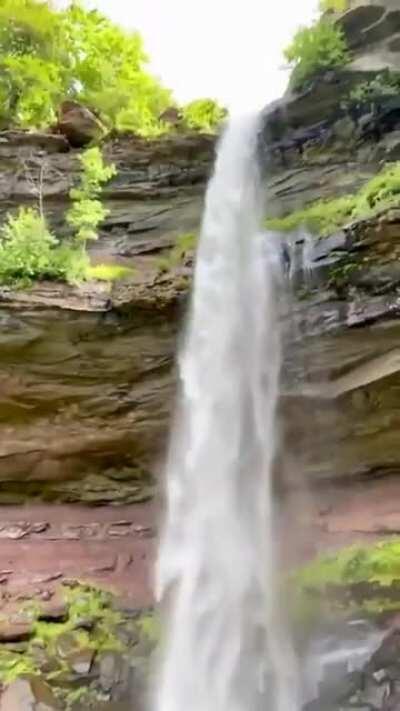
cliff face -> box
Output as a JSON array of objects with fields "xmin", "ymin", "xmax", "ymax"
[
  {"xmin": 262, "ymin": 0, "xmax": 400, "ymax": 216},
  {"xmin": 262, "ymin": 0, "xmax": 400, "ymax": 559},
  {"xmin": 0, "ymin": 131, "xmax": 214, "ymax": 504}
]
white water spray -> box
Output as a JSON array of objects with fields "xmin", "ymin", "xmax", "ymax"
[{"xmin": 154, "ymin": 114, "xmax": 298, "ymax": 711}]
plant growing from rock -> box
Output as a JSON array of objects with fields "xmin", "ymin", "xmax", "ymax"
[
  {"xmin": 348, "ymin": 71, "xmax": 400, "ymax": 107},
  {"xmin": 0, "ymin": 147, "xmax": 117, "ymax": 286},
  {"xmin": 66, "ymin": 146, "xmax": 116, "ymax": 245},
  {"xmin": 266, "ymin": 195, "xmax": 355, "ymax": 237},
  {"xmin": 284, "ymin": 18, "xmax": 349, "ymax": 90},
  {"xmin": 0, "ymin": 208, "xmax": 90, "ymax": 286},
  {"xmin": 288, "ymin": 538, "xmax": 400, "ymax": 631},
  {"xmin": 0, "ymin": 207, "xmax": 59, "ymax": 284}
]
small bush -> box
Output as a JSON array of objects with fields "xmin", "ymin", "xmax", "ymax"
[
  {"xmin": 288, "ymin": 539, "xmax": 400, "ymax": 630},
  {"xmin": 293, "ymin": 539, "xmax": 400, "ymax": 590},
  {"xmin": 0, "ymin": 207, "xmax": 59, "ymax": 283},
  {"xmin": 67, "ymin": 147, "xmax": 116, "ymax": 244},
  {"xmin": 0, "ymin": 147, "xmax": 117, "ymax": 287},
  {"xmin": 348, "ymin": 71, "xmax": 400, "ymax": 106},
  {"xmin": 285, "ymin": 19, "xmax": 349, "ymax": 90},
  {"xmin": 182, "ymin": 99, "xmax": 227, "ymax": 133},
  {"xmin": 0, "ymin": 208, "xmax": 90, "ymax": 286}
]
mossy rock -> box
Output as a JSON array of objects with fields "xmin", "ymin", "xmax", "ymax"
[
  {"xmin": 0, "ymin": 584, "xmax": 159, "ymax": 708},
  {"xmin": 289, "ymin": 539, "xmax": 400, "ymax": 633},
  {"xmin": 265, "ymin": 161, "xmax": 400, "ymax": 238}
]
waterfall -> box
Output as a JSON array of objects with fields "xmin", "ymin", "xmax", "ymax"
[{"xmin": 154, "ymin": 114, "xmax": 298, "ymax": 711}]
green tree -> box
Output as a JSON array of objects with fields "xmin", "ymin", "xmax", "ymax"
[
  {"xmin": 182, "ymin": 99, "xmax": 227, "ymax": 133},
  {"xmin": 66, "ymin": 146, "xmax": 116, "ymax": 244},
  {"xmin": 285, "ymin": 18, "xmax": 348, "ymax": 90},
  {"xmin": 0, "ymin": 207, "xmax": 58, "ymax": 283},
  {"xmin": 59, "ymin": 3, "xmax": 172, "ymax": 135},
  {"xmin": 0, "ymin": 0, "xmax": 172, "ymax": 134}
]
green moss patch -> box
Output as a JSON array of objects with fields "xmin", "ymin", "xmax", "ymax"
[
  {"xmin": 87, "ymin": 263, "xmax": 134, "ymax": 281},
  {"xmin": 0, "ymin": 583, "xmax": 157, "ymax": 705},
  {"xmin": 266, "ymin": 162, "xmax": 400, "ymax": 237},
  {"xmin": 267, "ymin": 195, "xmax": 355, "ymax": 237},
  {"xmin": 290, "ymin": 539, "xmax": 400, "ymax": 630}
]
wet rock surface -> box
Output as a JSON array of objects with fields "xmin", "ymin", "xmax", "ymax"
[
  {"xmin": 304, "ymin": 629, "xmax": 400, "ymax": 711},
  {"xmin": 0, "ymin": 676, "xmax": 60, "ymax": 710}
]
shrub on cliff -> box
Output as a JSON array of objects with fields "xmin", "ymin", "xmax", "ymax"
[
  {"xmin": 0, "ymin": 208, "xmax": 59, "ymax": 284},
  {"xmin": 0, "ymin": 147, "xmax": 116, "ymax": 286},
  {"xmin": 284, "ymin": 18, "xmax": 349, "ymax": 90},
  {"xmin": 348, "ymin": 71, "xmax": 400, "ymax": 107},
  {"xmin": 66, "ymin": 147, "xmax": 116, "ymax": 244},
  {"xmin": 290, "ymin": 539, "xmax": 400, "ymax": 625},
  {"xmin": 182, "ymin": 99, "xmax": 227, "ymax": 133}
]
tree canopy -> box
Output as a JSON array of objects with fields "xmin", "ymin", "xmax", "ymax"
[{"xmin": 0, "ymin": 0, "xmax": 226, "ymax": 136}]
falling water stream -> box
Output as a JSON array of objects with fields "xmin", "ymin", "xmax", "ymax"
[{"xmin": 154, "ymin": 115, "xmax": 299, "ymax": 711}]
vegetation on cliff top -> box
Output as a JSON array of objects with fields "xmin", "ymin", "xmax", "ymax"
[
  {"xmin": 0, "ymin": 0, "xmax": 226, "ymax": 136},
  {"xmin": 284, "ymin": 15, "xmax": 349, "ymax": 90},
  {"xmin": 266, "ymin": 162, "xmax": 400, "ymax": 237},
  {"xmin": 182, "ymin": 100, "xmax": 227, "ymax": 133}
]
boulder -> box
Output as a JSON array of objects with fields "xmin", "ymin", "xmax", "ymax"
[
  {"xmin": 0, "ymin": 622, "xmax": 33, "ymax": 643},
  {"xmin": 0, "ymin": 676, "xmax": 60, "ymax": 710},
  {"xmin": 159, "ymin": 107, "xmax": 182, "ymax": 128},
  {"xmin": 56, "ymin": 100, "xmax": 105, "ymax": 147}
]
